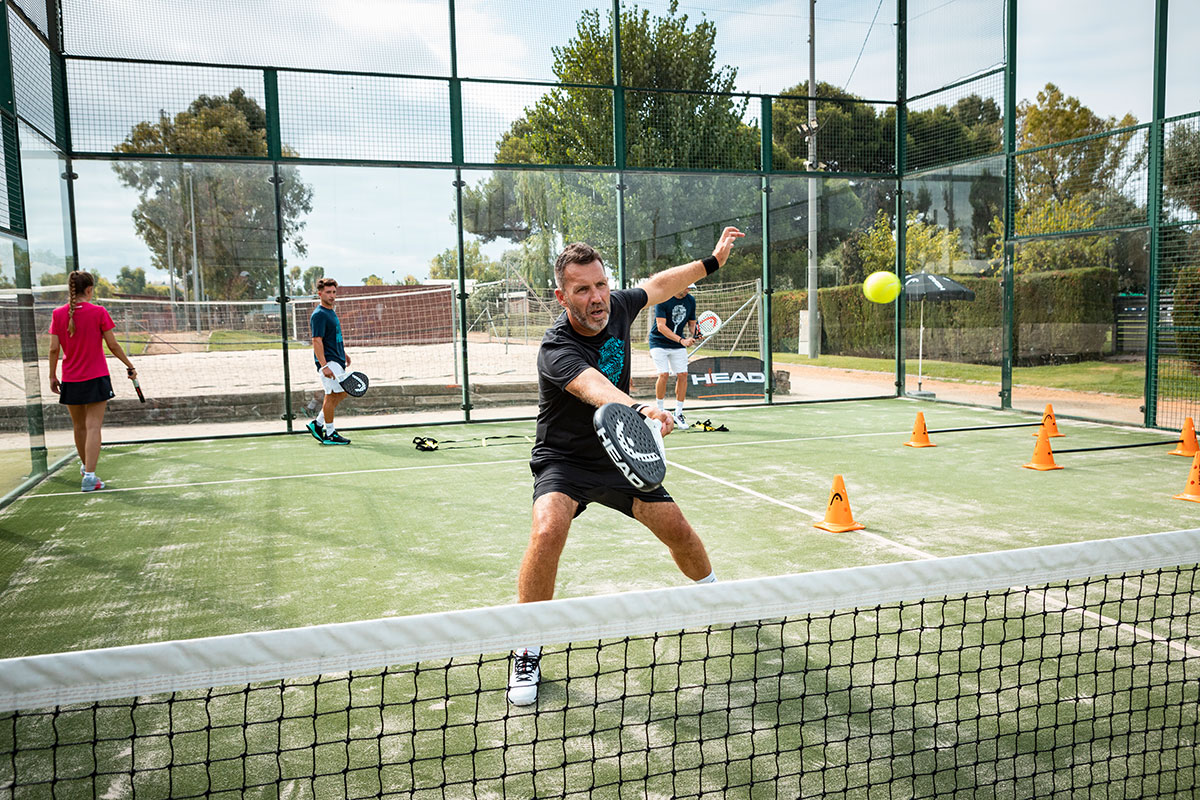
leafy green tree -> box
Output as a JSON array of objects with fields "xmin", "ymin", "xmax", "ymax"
[
  {"xmin": 112, "ymin": 89, "xmax": 313, "ymax": 301},
  {"xmin": 301, "ymin": 266, "xmax": 324, "ymax": 294},
  {"xmin": 116, "ymin": 266, "xmax": 147, "ymax": 295},
  {"xmin": 39, "ymin": 270, "xmax": 116, "ymax": 299},
  {"xmin": 362, "ymin": 274, "xmax": 384, "ymax": 285},
  {"xmin": 429, "ymin": 240, "xmax": 504, "ymax": 282},
  {"xmin": 1164, "ymin": 122, "xmax": 1200, "ymax": 219},
  {"xmin": 858, "ymin": 210, "xmax": 967, "ymax": 276},
  {"xmin": 771, "ymin": 83, "xmax": 892, "ymax": 173}
]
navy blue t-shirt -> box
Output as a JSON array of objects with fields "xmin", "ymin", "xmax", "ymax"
[
  {"xmin": 648, "ymin": 294, "xmax": 696, "ymax": 350},
  {"xmin": 532, "ymin": 287, "xmax": 647, "ymax": 469},
  {"xmin": 310, "ymin": 305, "xmax": 346, "ymax": 369}
]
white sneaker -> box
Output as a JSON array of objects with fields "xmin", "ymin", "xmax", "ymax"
[
  {"xmin": 507, "ymin": 649, "xmax": 541, "ymax": 706},
  {"xmin": 673, "ymin": 412, "xmax": 687, "ymax": 427},
  {"xmin": 81, "ymin": 474, "xmax": 105, "ymax": 492}
]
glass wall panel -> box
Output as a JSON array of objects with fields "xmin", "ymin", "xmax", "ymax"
[
  {"xmin": 456, "ymin": 0, "xmax": 606, "ymax": 84},
  {"xmin": 459, "ymin": 168, "xmax": 617, "ymax": 421},
  {"xmin": 901, "ymin": 157, "xmax": 1004, "ymax": 404},
  {"xmin": 62, "ymin": 0, "xmax": 450, "ymax": 76},
  {"xmin": 624, "ymin": 172, "xmax": 763, "ymax": 410},
  {"xmin": 282, "ymin": 166, "xmax": 460, "ymax": 428},
  {"xmin": 907, "ymin": 0, "xmax": 1003, "ymax": 100},
  {"xmin": 68, "ymin": 158, "xmax": 282, "ymax": 439},
  {"xmin": 1016, "ymin": 0, "xmax": 1153, "ymax": 133},
  {"xmin": 1010, "ymin": 230, "xmax": 1146, "ymax": 425},
  {"xmin": 768, "ymin": 175, "xmax": 896, "ymax": 402},
  {"xmin": 0, "ymin": 234, "xmax": 37, "ymax": 495},
  {"xmin": 1166, "ymin": 1, "xmax": 1200, "ymax": 119}
]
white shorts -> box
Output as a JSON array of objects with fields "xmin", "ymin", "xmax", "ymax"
[
  {"xmin": 650, "ymin": 347, "xmax": 690, "ymax": 375},
  {"xmin": 318, "ymin": 361, "xmax": 348, "ymax": 394}
]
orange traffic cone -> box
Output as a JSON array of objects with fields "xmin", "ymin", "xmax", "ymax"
[
  {"xmin": 1033, "ymin": 404, "xmax": 1064, "ymax": 438},
  {"xmin": 904, "ymin": 412, "xmax": 936, "ymax": 448},
  {"xmin": 814, "ymin": 475, "xmax": 865, "ymax": 532},
  {"xmin": 1170, "ymin": 417, "xmax": 1198, "ymax": 457},
  {"xmin": 1174, "ymin": 453, "xmax": 1200, "ymax": 503},
  {"xmin": 1023, "ymin": 426, "xmax": 1063, "ymax": 471}
]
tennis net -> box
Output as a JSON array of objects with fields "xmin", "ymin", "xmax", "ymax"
[{"xmin": 2, "ymin": 529, "xmax": 1198, "ymax": 798}]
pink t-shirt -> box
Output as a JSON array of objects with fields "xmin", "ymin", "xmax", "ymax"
[{"xmin": 49, "ymin": 302, "xmax": 115, "ymax": 382}]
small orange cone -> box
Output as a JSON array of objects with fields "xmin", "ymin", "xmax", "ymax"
[
  {"xmin": 1174, "ymin": 453, "xmax": 1200, "ymax": 503},
  {"xmin": 814, "ymin": 475, "xmax": 865, "ymax": 532},
  {"xmin": 904, "ymin": 412, "xmax": 936, "ymax": 448},
  {"xmin": 1170, "ymin": 417, "xmax": 1198, "ymax": 457},
  {"xmin": 1033, "ymin": 404, "xmax": 1064, "ymax": 438},
  {"xmin": 1023, "ymin": 426, "xmax": 1063, "ymax": 471}
]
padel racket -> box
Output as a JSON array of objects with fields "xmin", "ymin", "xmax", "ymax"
[
  {"xmin": 127, "ymin": 368, "xmax": 145, "ymax": 403},
  {"xmin": 593, "ymin": 403, "xmax": 666, "ymax": 491},
  {"xmin": 340, "ymin": 371, "xmax": 369, "ymax": 398},
  {"xmin": 696, "ymin": 310, "xmax": 722, "ymax": 337}
]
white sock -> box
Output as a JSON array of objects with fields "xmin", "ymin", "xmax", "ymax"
[
  {"xmin": 83, "ymin": 471, "xmax": 96, "ymax": 480},
  {"xmin": 675, "ymin": 401, "xmax": 685, "ymax": 414},
  {"xmin": 317, "ymin": 412, "xmax": 327, "ymax": 427},
  {"xmin": 694, "ymin": 570, "xmax": 716, "ymax": 584},
  {"xmin": 324, "ymin": 422, "xmax": 336, "ymax": 434},
  {"xmin": 656, "ymin": 398, "xmax": 665, "ymax": 411}
]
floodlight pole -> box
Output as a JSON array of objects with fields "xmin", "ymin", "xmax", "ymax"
[{"xmin": 805, "ymin": 0, "xmax": 820, "ymax": 358}]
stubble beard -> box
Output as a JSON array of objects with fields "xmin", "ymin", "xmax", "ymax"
[{"xmin": 569, "ymin": 301, "xmax": 608, "ymax": 335}]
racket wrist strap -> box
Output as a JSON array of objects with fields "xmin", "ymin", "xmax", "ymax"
[
  {"xmin": 629, "ymin": 402, "xmax": 649, "ymax": 416},
  {"xmin": 701, "ymin": 255, "xmax": 719, "ymax": 275}
]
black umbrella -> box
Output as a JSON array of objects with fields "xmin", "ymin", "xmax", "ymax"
[{"xmin": 903, "ymin": 272, "xmax": 976, "ymax": 392}]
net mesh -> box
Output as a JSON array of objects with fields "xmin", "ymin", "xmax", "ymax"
[
  {"xmin": 906, "ymin": 71, "xmax": 1004, "ymax": 173},
  {"xmin": 624, "ymin": 90, "xmax": 759, "ymax": 172},
  {"xmin": 771, "ymin": 96, "xmax": 896, "ymax": 175},
  {"xmin": 65, "ymin": 60, "xmax": 267, "ymax": 156},
  {"xmin": 1, "ymin": 530, "xmax": 1197, "ymax": 798},
  {"xmin": 462, "ymin": 82, "xmax": 614, "ymax": 167},
  {"xmin": 1163, "ymin": 114, "xmax": 1200, "ymax": 227},
  {"xmin": 277, "ymin": 73, "xmax": 451, "ymax": 163},
  {"xmin": 1155, "ymin": 223, "xmax": 1200, "ymax": 428},
  {"xmin": 7, "ymin": 8, "xmax": 56, "ymax": 143}
]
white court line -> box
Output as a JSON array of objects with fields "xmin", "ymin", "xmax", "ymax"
[
  {"xmin": 668, "ymin": 458, "xmax": 1200, "ymax": 659},
  {"xmin": 13, "ymin": 457, "xmax": 531, "ymax": 500}
]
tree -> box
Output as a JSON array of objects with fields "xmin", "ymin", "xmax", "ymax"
[
  {"xmin": 857, "ymin": 210, "xmax": 967, "ymax": 277},
  {"xmin": 39, "ymin": 270, "xmax": 116, "ymax": 299},
  {"xmin": 116, "ymin": 266, "xmax": 147, "ymax": 295},
  {"xmin": 461, "ymin": 4, "xmax": 755, "ymax": 286},
  {"xmin": 771, "ymin": 83, "xmax": 892, "ymax": 173},
  {"xmin": 1164, "ymin": 122, "xmax": 1200, "ymax": 219},
  {"xmin": 362, "ymin": 274, "xmax": 384, "ymax": 285},
  {"xmin": 301, "ymin": 266, "xmax": 324, "ymax": 294},
  {"xmin": 112, "ymin": 89, "xmax": 313, "ymax": 302},
  {"xmin": 429, "ymin": 240, "xmax": 504, "ymax": 282}
]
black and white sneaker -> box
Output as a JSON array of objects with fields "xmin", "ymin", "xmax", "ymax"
[
  {"xmin": 322, "ymin": 431, "xmax": 351, "ymax": 445},
  {"xmin": 507, "ymin": 649, "xmax": 541, "ymax": 706},
  {"xmin": 306, "ymin": 420, "xmax": 325, "ymax": 442}
]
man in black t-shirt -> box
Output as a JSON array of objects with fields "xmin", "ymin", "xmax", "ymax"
[{"xmin": 508, "ymin": 227, "xmax": 745, "ymax": 706}]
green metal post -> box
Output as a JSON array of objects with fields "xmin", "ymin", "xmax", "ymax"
[
  {"xmin": 1144, "ymin": 0, "xmax": 1168, "ymax": 427},
  {"xmin": 612, "ymin": 0, "xmax": 627, "ymax": 287},
  {"xmin": 1000, "ymin": 0, "xmax": 1018, "ymax": 409},
  {"xmin": 894, "ymin": 0, "xmax": 907, "ymax": 396},
  {"xmin": 271, "ymin": 164, "xmax": 294, "ymax": 431},
  {"xmin": 760, "ymin": 96, "xmax": 773, "ymax": 402},
  {"xmin": 264, "ymin": 69, "xmax": 282, "ymax": 161},
  {"xmin": 449, "ymin": 0, "xmax": 471, "ymax": 420}
]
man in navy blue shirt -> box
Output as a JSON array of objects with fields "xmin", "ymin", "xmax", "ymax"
[
  {"xmin": 308, "ymin": 278, "xmax": 352, "ymax": 445},
  {"xmin": 648, "ymin": 283, "xmax": 699, "ymax": 426}
]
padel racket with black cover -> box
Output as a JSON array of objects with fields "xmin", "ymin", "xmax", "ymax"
[
  {"xmin": 340, "ymin": 371, "xmax": 369, "ymax": 398},
  {"xmin": 593, "ymin": 403, "xmax": 666, "ymax": 491}
]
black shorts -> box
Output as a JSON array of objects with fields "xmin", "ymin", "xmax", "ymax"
[
  {"xmin": 532, "ymin": 459, "xmax": 673, "ymax": 519},
  {"xmin": 59, "ymin": 375, "xmax": 114, "ymax": 405}
]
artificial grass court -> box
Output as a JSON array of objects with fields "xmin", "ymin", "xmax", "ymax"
[{"xmin": 1, "ymin": 398, "xmax": 1196, "ymax": 660}]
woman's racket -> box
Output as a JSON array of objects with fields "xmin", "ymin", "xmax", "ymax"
[
  {"xmin": 127, "ymin": 368, "xmax": 145, "ymax": 403},
  {"xmin": 696, "ymin": 310, "xmax": 722, "ymax": 337},
  {"xmin": 593, "ymin": 403, "xmax": 666, "ymax": 491}
]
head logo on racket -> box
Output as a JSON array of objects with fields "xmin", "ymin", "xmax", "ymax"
[
  {"xmin": 696, "ymin": 310, "xmax": 721, "ymax": 338},
  {"xmin": 593, "ymin": 403, "xmax": 667, "ymax": 491}
]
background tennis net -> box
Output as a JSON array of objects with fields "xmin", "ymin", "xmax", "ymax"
[{"xmin": 2, "ymin": 529, "xmax": 1198, "ymax": 799}]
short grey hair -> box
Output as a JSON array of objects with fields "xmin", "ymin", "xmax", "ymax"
[{"xmin": 554, "ymin": 243, "xmax": 603, "ymax": 289}]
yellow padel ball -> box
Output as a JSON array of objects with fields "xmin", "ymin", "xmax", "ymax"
[{"xmin": 863, "ymin": 270, "xmax": 902, "ymax": 304}]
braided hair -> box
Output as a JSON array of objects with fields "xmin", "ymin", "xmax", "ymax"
[{"xmin": 66, "ymin": 270, "xmax": 94, "ymax": 336}]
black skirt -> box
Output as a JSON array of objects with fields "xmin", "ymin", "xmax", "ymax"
[{"xmin": 59, "ymin": 375, "xmax": 115, "ymax": 405}]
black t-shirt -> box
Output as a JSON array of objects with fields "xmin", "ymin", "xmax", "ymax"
[{"xmin": 531, "ymin": 287, "xmax": 647, "ymax": 470}]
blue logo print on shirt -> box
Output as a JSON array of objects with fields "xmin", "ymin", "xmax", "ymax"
[{"xmin": 598, "ymin": 337, "xmax": 625, "ymax": 385}]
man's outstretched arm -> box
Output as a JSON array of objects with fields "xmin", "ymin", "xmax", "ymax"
[
  {"xmin": 638, "ymin": 226, "xmax": 744, "ymax": 309},
  {"xmin": 565, "ymin": 368, "xmax": 676, "ymax": 435}
]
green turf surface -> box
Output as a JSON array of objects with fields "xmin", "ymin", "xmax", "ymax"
[{"xmin": 1, "ymin": 399, "xmax": 1196, "ymax": 660}]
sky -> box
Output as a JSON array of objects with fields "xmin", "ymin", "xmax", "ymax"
[{"xmin": 9, "ymin": 0, "xmax": 1199, "ymax": 290}]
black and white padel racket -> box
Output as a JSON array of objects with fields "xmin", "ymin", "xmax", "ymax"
[
  {"xmin": 339, "ymin": 371, "xmax": 370, "ymax": 398},
  {"xmin": 593, "ymin": 403, "xmax": 667, "ymax": 491}
]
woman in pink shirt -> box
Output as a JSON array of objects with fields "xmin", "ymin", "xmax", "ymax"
[{"xmin": 47, "ymin": 271, "xmax": 138, "ymax": 492}]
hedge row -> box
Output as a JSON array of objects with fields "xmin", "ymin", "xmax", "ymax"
[{"xmin": 771, "ymin": 267, "xmax": 1118, "ymax": 365}]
